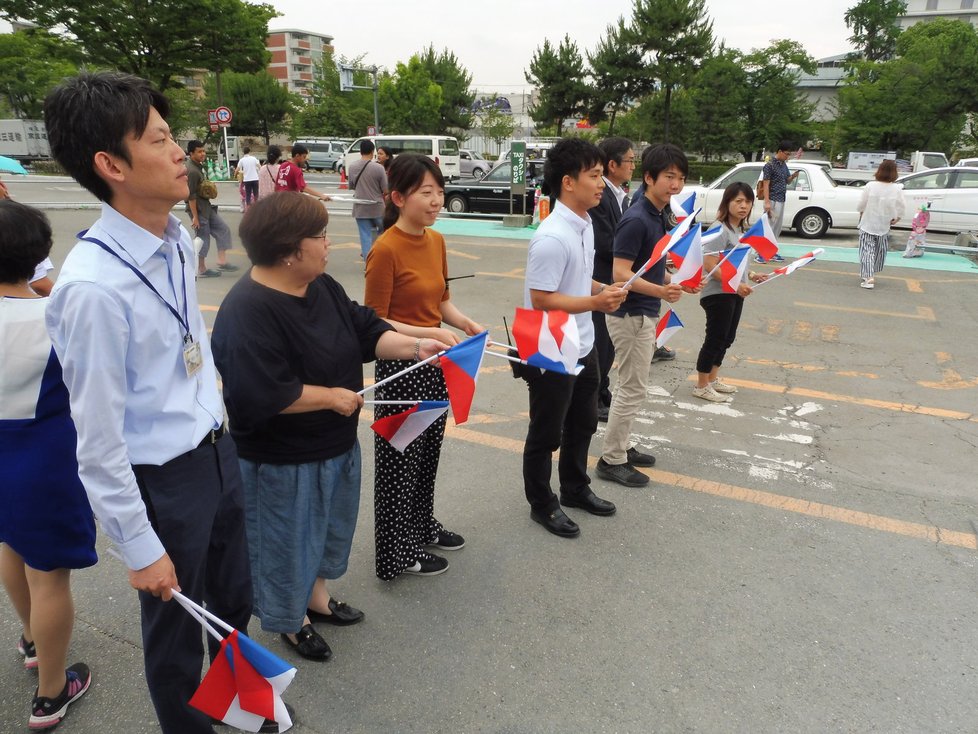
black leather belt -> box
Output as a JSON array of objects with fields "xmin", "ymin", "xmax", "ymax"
[{"xmin": 197, "ymin": 424, "xmax": 225, "ymax": 448}]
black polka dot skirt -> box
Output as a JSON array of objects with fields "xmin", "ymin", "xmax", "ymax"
[{"xmin": 373, "ymin": 359, "xmax": 448, "ymax": 580}]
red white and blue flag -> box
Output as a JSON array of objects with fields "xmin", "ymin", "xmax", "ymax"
[
  {"xmin": 190, "ymin": 630, "xmax": 295, "ymax": 733},
  {"xmin": 700, "ymin": 223, "xmax": 724, "ymax": 247},
  {"xmin": 739, "ymin": 217, "xmax": 779, "ymax": 261},
  {"xmin": 670, "ymin": 192, "xmax": 697, "ymax": 222},
  {"xmin": 371, "ymin": 401, "xmax": 450, "ymax": 452},
  {"xmin": 718, "ymin": 245, "xmax": 752, "ymax": 293},
  {"xmin": 512, "ymin": 308, "xmax": 583, "ymax": 376},
  {"xmin": 655, "ymin": 309, "xmax": 684, "ymax": 348},
  {"xmin": 625, "ymin": 210, "xmax": 700, "ymax": 288},
  {"xmin": 667, "ymin": 226, "xmax": 704, "ymax": 288},
  {"xmin": 772, "ymin": 248, "xmax": 824, "ymax": 276},
  {"xmin": 438, "ymin": 331, "xmax": 488, "ymax": 424}
]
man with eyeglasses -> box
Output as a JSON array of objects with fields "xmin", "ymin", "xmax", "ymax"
[{"xmin": 590, "ymin": 137, "xmax": 635, "ymax": 422}]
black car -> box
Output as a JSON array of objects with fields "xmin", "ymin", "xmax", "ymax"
[{"xmin": 443, "ymin": 161, "xmax": 543, "ymax": 214}]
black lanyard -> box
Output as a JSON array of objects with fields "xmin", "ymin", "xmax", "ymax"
[{"xmin": 78, "ymin": 231, "xmax": 193, "ymax": 342}]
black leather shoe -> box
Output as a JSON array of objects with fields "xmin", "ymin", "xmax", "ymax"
[
  {"xmin": 281, "ymin": 624, "xmax": 332, "ymax": 661},
  {"xmin": 560, "ymin": 489, "xmax": 617, "ymax": 516},
  {"xmin": 530, "ymin": 507, "xmax": 580, "ymax": 538},
  {"xmin": 307, "ymin": 598, "xmax": 364, "ymax": 626},
  {"xmin": 258, "ymin": 703, "xmax": 296, "ymax": 733}
]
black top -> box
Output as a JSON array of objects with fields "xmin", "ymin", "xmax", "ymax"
[
  {"xmin": 611, "ymin": 194, "xmax": 667, "ymax": 318},
  {"xmin": 212, "ymin": 272, "xmax": 393, "ymax": 463},
  {"xmin": 589, "ymin": 183, "xmax": 627, "ymax": 284}
]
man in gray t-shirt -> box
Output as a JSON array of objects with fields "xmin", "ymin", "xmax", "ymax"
[{"xmin": 349, "ymin": 139, "xmax": 388, "ymax": 261}]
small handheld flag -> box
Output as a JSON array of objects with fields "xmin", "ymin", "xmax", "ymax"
[
  {"xmin": 670, "ymin": 192, "xmax": 696, "ymax": 222},
  {"xmin": 438, "ymin": 331, "xmax": 488, "ymax": 424},
  {"xmin": 753, "ymin": 248, "xmax": 825, "ymax": 288},
  {"xmin": 371, "ymin": 401, "xmax": 450, "ymax": 452},
  {"xmin": 655, "ymin": 309, "xmax": 684, "ymax": 348},
  {"xmin": 512, "ymin": 308, "xmax": 583, "ymax": 376},
  {"xmin": 739, "ymin": 217, "xmax": 779, "ymax": 261},
  {"xmin": 667, "ymin": 226, "xmax": 703, "ymax": 288},
  {"xmin": 700, "ymin": 223, "xmax": 723, "ymax": 246},
  {"xmin": 624, "ymin": 210, "xmax": 700, "ymax": 289},
  {"xmin": 717, "ymin": 245, "xmax": 752, "ymax": 293}
]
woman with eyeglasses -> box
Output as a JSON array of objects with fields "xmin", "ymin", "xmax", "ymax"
[{"xmin": 211, "ymin": 192, "xmax": 449, "ymax": 662}]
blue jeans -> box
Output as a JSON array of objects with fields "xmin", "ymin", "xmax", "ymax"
[
  {"xmin": 356, "ymin": 217, "xmax": 383, "ymax": 260},
  {"xmin": 239, "ymin": 444, "xmax": 361, "ymax": 633}
]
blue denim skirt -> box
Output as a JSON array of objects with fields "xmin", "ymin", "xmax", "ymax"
[{"xmin": 239, "ymin": 443, "xmax": 361, "ymax": 633}]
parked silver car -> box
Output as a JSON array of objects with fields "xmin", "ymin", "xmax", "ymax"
[{"xmin": 459, "ymin": 149, "xmax": 491, "ymax": 179}]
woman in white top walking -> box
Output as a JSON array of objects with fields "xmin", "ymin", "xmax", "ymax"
[{"xmin": 857, "ymin": 159, "xmax": 904, "ymax": 290}]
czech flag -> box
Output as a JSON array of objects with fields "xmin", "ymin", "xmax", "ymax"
[
  {"xmin": 667, "ymin": 226, "xmax": 703, "ymax": 288},
  {"xmin": 700, "ymin": 223, "xmax": 724, "ymax": 247},
  {"xmin": 655, "ymin": 309, "xmax": 684, "ymax": 348},
  {"xmin": 512, "ymin": 307, "xmax": 583, "ymax": 376},
  {"xmin": 670, "ymin": 192, "xmax": 697, "ymax": 222},
  {"xmin": 190, "ymin": 630, "xmax": 295, "ymax": 733},
  {"xmin": 371, "ymin": 401, "xmax": 450, "ymax": 452},
  {"xmin": 628, "ymin": 210, "xmax": 700, "ymax": 287},
  {"xmin": 739, "ymin": 217, "xmax": 779, "ymax": 261},
  {"xmin": 772, "ymin": 248, "xmax": 824, "ymax": 276},
  {"xmin": 438, "ymin": 331, "xmax": 488, "ymax": 424},
  {"xmin": 718, "ymin": 245, "xmax": 752, "ymax": 293}
]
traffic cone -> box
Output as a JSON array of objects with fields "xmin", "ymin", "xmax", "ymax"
[{"xmin": 339, "ymin": 168, "xmax": 348, "ymax": 190}]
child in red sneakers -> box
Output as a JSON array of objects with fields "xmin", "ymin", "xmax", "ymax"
[{"xmin": 0, "ymin": 200, "xmax": 96, "ymax": 729}]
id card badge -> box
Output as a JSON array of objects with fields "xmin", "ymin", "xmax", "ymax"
[{"xmin": 183, "ymin": 338, "xmax": 203, "ymax": 378}]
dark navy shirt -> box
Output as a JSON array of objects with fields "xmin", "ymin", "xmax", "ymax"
[
  {"xmin": 762, "ymin": 158, "xmax": 790, "ymax": 202},
  {"xmin": 610, "ymin": 194, "xmax": 667, "ymax": 319}
]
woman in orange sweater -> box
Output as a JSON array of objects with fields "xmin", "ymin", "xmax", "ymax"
[{"xmin": 364, "ymin": 154, "xmax": 482, "ymax": 579}]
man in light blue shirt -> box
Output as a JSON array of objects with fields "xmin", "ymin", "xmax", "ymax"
[{"xmin": 43, "ymin": 72, "xmax": 257, "ymax": 734}]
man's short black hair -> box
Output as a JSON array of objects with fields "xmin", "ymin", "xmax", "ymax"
[
  {"xmin": 360, "ymin": 139, "xmax": 376, "ymax": 155},
  {"xmin": 598, "ymin": 136, "xmax": 633, "ymax": 176},
  {"xmin": 242, "ymin": 146, "xmax": 251, "ymax": 155},
  {"xmin": 777, "ymin": 140, "xmax": 795, "ymax": 152},
  {"xmin": 43, "ymin": 71, "xmax": 171, "ymax": 203},
  {"xmin": 187, "ymin": 140, "xmax": 205, "ymax": 155},
  {"xmin": 641, "ymin": 143, "xmax": 689, "ymax": 181},
  {"xmin": 290, "ymin": 143, "xmax": 308, "ymax": 157},
  {"xmin": 0, "ymin": 200, "xmax": 53, "ymax": 284},
  {"xmin": 542, "ymin": 138, "xmax": 603, "ymax": 197}
]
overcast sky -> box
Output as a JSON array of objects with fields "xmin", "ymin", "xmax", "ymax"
[{"xmin": 269, "ymin": 0, "xmax": 856, "ymax": 89}]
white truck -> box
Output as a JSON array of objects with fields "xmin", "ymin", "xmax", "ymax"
[
  {"xmin": 0, "ymin": 119, "xmax": 51, "ymax": 162},
  {"xmin": 833, "ymin": 150, "xmax": 949, "ymax": 185}
]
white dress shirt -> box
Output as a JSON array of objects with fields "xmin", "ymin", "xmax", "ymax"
[
  {"xmin": 46, "ymin": 203, "xmax": 224, "ymax": 570},
  {"xmin": 603, "ymin": 177, "xmax": 627, "ymax": 214}
]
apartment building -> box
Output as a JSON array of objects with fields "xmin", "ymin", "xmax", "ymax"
[
  {"xmin": 899, "ymin": 0, "xmax": 978, "ymax": 29},
  {"xmin": 266, "ymin": 28, "xmax": 334, "ymax": 99}
]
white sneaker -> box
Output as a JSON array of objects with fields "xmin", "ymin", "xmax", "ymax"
[
  {"xmin": 711, "ymin": 379, "xmax": 737, "ymax": 394},
  {"xmin": 692, "ymin": 385, "xmax": 732, "ymax": 403},
  {"xmin": 860, "ymin": 279, "xmax": 875, "ymax": 289}
]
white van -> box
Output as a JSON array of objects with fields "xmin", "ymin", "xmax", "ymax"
[
  {"xmin": 295, "ymin": 139, "xmax": 350, "ymax": 172},
  {"xmin": 342, "ymin": 135, "xmax": 461, "ymax": 181}
]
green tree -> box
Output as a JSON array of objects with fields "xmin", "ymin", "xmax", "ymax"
[
  {"xmin": 615, "ymin": 88, "xmax": 696, "ymax": 150},
  {"xmin": 0, "ymin": 29, "xmax": 78, "ymax": 118},
  {"xmin": 475, "ymin": 96, "xmax": 517, "ymax": 149},
  {"xmin": 837, "ymin": 19, "xmax": 978, "ymax": 155},
  {"xmin": 0, "ymin": 0, "xmax": 278, "ymax": 92},
  {"xmin": 525, "ymin": 35, "xmax": 588, "ymax": 133},
  {"xmin": 417, "ymin": 45, "xmax": 475, "ymax": 133},
  {"xmin": 293, "ymin": 50, "xmax": 374, "ymax": 137},
  {"xmin": 738, "ymin": 40, "xmax": 816, "ymax": 160},
  {"xmin": 686, "ymin": 47, "xmax": 748, "ymax": 160},
  {"xmin": 205, "ymin": 71, "xmax": 298, "ymax": 144},
  {"xmin": 587, "ymin": 17, "xmax": 643, "ymax": 133},
  {"xmin": 844, "ymin": 0, "xmax": 907, "ymax": 62},
  {"xmin": 379, "ymin": 56, "xmax": 443, "ymax": 134},
  {"xmin": 627, "ymin": 0, "xmax": 715, "ymax": 141}
]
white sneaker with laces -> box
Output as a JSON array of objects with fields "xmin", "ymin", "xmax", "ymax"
[
  {"xmin": 711, "ymin": 379, "xmax": 737, "ymax": 394},
  {"xmin": 692, "ymin": 385, "xmax": 732, "ymax": 403}
]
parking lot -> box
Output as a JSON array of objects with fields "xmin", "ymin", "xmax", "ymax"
[{"xmin": 3, "ymin": 178, "xmax": 978, "ymax": 733}]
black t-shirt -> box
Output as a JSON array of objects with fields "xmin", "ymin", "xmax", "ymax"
[
  {"xmin": 611, "ymin": 195, "xmax": 666, "ymax": 318},
  {"xmin": 211, "ymin": 272, "xmax": 393, "ymax": 463}
]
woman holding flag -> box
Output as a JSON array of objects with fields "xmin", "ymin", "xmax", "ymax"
[
  {"xmin": 693, "ymin": 183, "xmax": 768, "ymax": 403},
  {"xmin": 365, "ymin": 153, "xmax": 483, "ymax": 579},
  {"xmin": 211, "ymin": 192, "xmax": 449, "ymax": 661}
]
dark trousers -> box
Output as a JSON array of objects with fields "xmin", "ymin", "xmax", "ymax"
[
  {"xmin": 696, "ymin": 294, "xmax": 745, "ymax": 374},
  {"xmin": 132, "ymin": 434, "xmax": 253, "ymax": 734},
  {"xmin": 243, "ymin": 180, "xmax": 259, "ymax": 206},
  {"xmin": 522, "ymin": 350, "xmax": 599, "ymax": 513},
  {"xmin": 592, "ymin": 311, "xmax": 615, "ymax": 409}
]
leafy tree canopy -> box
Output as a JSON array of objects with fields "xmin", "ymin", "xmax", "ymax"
[
  {"xmin": 525, "ymin": 34, "xmax": 588, "ymax": 133},
  {"xmin": 844, "ymin": 0, "xmax": 907, "ymax": 62},
  {"xmin": 0, "ymin": 28, "xmax": 78, "ymax": 118},
  {"xmin": 379, "ymin": 56, "xmax": 444, "ymax": 134},
  {"xmin": 416, "ymin": 45, "xmax": 475, "ymax": 132}
]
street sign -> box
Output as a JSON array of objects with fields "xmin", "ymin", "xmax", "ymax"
[
  {"xmin": 214, "ymin": 106, "xmax": 233, "ymax": 127},
  {"xmin": 367, "ymin": 125, "xmax": 376, "ymax": 136},
  {"xmin": 510, "ymin": 141, "xmax": 527, "ymax": 215}
]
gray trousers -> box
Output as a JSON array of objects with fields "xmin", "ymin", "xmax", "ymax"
[{"xmin": 195, "ymin": 207, "xmax": 231, "ymax": 258}]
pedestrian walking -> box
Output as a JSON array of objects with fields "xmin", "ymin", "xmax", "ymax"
[
  {"xmin": 233, "ymin": 146, "xmax": 260, "ymax": 210},
  {"xmin": 857, "ymin": 159, "xmax": 904, "ymax": 289},
  {"xmin": 755, "ymin": 141, "xmax": 798, "ymax": 263},
  {"xmin": 185, "ymin": 140, "xmax": 238, "ymax": 277},
  {"xmin": 348, "ymin": 139, "xmax": 388, "ymax": 261}
]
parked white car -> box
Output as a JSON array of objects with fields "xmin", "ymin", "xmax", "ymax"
[
  {"xmin": 897, "ymin": 166, "xmax": 978, "ymax": 233},
  {"xmin": 680, "ymin": 162, "xmax": 864, "ymax": 238}
]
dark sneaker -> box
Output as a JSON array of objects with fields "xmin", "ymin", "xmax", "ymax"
[
  {"xmin": 753, "ymin": 255, "xmax": 767, "ymax": 264},
  {"xmin": 29, "ymin": 662, "xmax": 91, "ymax": 729},
  {"xmin": 197, "ymin": 268, "xmax": 222, "ymax": 278},
  {"xmin": 258, "ymin": 702, "xmax": 296, "ymax": 733},
  {"xmin": 595, "ymin": 458, "xmax": 649, "ymax": 487},
  {"xmin": 771, "ymin": 253, "xmax": 785, "ymax": 262},
  {"xmin": 18, "ymin": 635, "xmax": 37, "ymax": 670},
  {"xmin": 626, "ymin": 447, "xmax": 656, "ymax": 467},
  {"xmin": 403, "ymin": 552, "xmax": 449, "ymax": 576},
  {"xmin": 217, "ymin": 263, "xmax": 240, "ymax": 272},
  {"xmin": 428, "ymin": 529, "xmax": 465, "ymax": 551},
  {"xmin": 652, "ymin": 346, "xmax": 675, "ymax": 362},
  {"xmin": 597, "ymin": 405, "xmax": 609, "ymax": 423}
]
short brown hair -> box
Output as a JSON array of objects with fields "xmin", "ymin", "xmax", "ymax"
[
  {"xmin": 238, "ymin": 192, "xmax": 328, "ymax": 266},
  {"xmin": 875, "ymin": 159, "xmax": 898, "ymax": 183}
]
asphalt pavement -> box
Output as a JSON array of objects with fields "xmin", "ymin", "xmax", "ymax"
[{"xmin": 3, "ymin": 177, "xmax": 978, "ymax": 733}]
